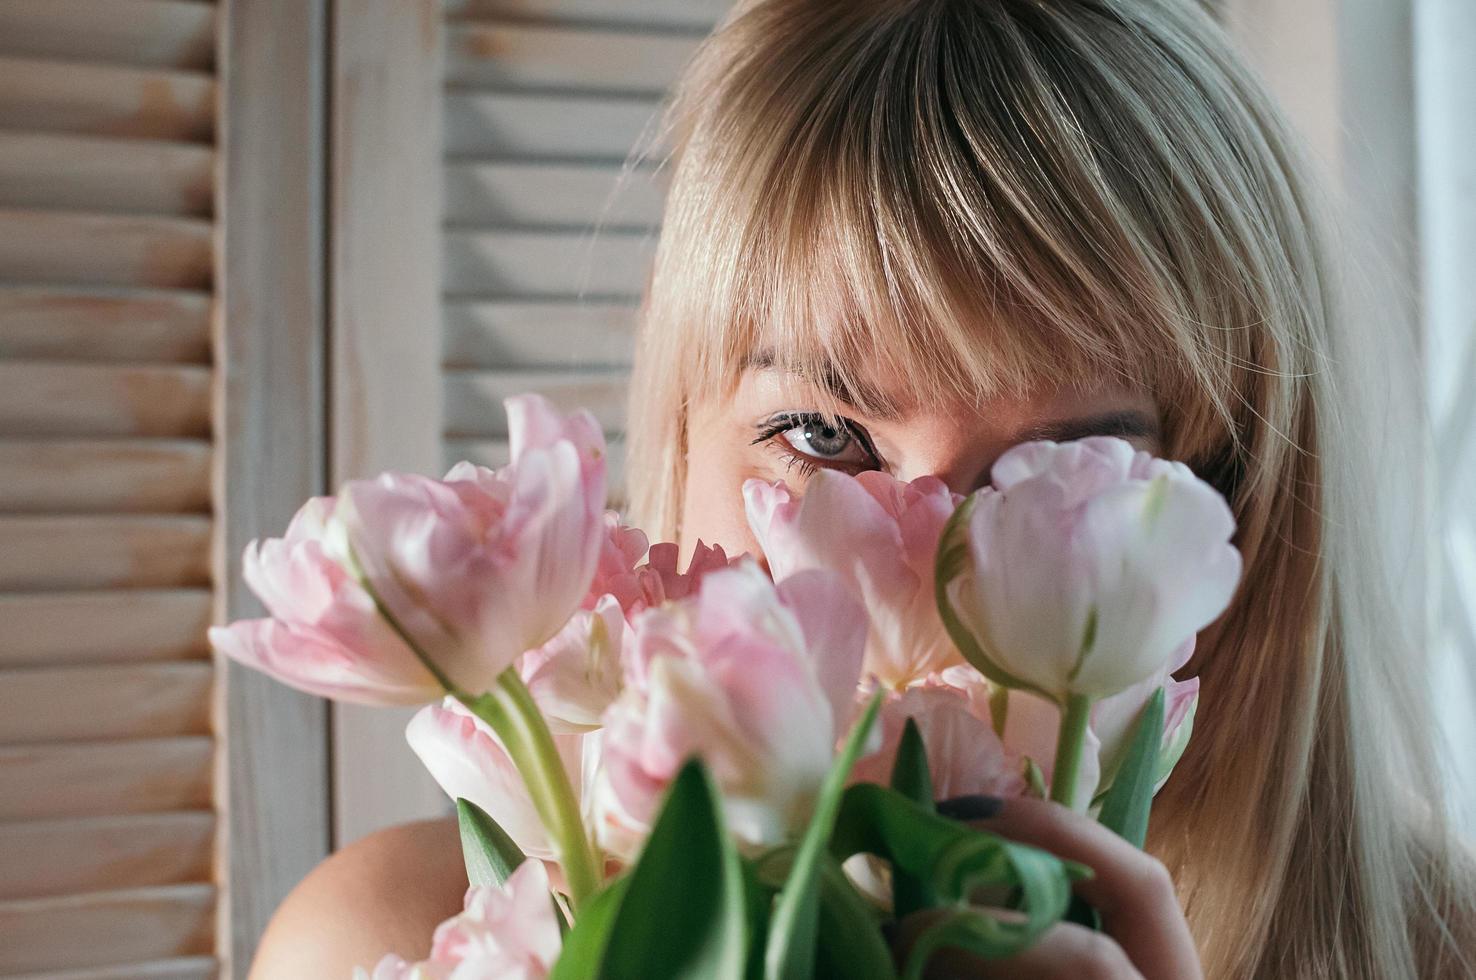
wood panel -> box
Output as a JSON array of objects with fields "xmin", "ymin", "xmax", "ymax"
[
  {"xmin": 445, "ymin": 90, "xmax": 660, "ymax": 160},
  {"xmin": 0, "ymin": 813, "xmax": 213, "ymax": 900},
  {"xmin": 444, "ymin": 369, "xmax": 627, "ymax": 436},
  {"xmin": 0, "ymin": 133, "xmax": 215, "ymax": 218},
  {"xmin": 0, "ymin": 1, "xmax": 217, "ymax": 72},
  {"xmin": 0, "ymin": 439, "xmax": 212, "ymax": 514},
  {"xmin": 0, "ymin": 590, "xmax": 212, "ymax": 667},
  {"xmin": 4, "ymin": 957, "xmax": 216, "ymax": 980},
  {"xmin": 0, "ymin": 738, "xmax": 212, "ymax": 821},
  {"xmin": 331, "ymin": 0, "xmax": 453, "ymax": 849},
  {"xmin": 0, "ymin": 885, "xmax": 213, "ymax": 974},
  {"xmin": 0, "ymin": 663, "xmax": 212, "ymax": 743},
  {"xmin": 0, "ymin": 210, "xmax": 213, "ymax": 290},
  {"xmin": 214, "ymin": 1, "xmax": 333, "ymax": 969},
  {"xmin": 0, "ymin": 286, "xmax": 212, "ymax": 364},
  {"xmin": 0, "ymin": 515, "xmax": 212, "ymax": 591},
  {"xmin": 0, "ymin": 57, "xmax": 215, "ymax": 142},
  {"xmin": 443, "ymin": 0, "xmax": 731, "ymax": 31},
  {"xmin": 442, "ymin": 300, "xmax": 635, "ymax": 368},
  {"xmin": 443, "ymin": 160, "xmax": 661, "ymax": 229},
  {"xmin": 0, "ymin": 363, "xmax": 212, "ymax": 438},
  {"xmin": 442, "ymin": 228, "xmax": 656, "ymax": 298},
  {"xmin": 446, "ymin": 22, "xmax": 697, "ymax": 93}
]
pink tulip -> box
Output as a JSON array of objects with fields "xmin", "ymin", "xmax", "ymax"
[
  {"xmin": 586, "ymin": 513, "xmax": 733, "ymax": 620},
  {"xmin": 406, "ymin": 697, "xmax": 587, "ymax": 868},
  {"xmin": 212, "ymin": 395, "xmax": 606, "ymax": 703},
  {"xmin": 517, "ymin": 595, "xmax": 629, "ymax": 734},
  {"xmin": 208, "ymin": 497, "xmax": 442, "ymax": 705},
  {"xmin": 235, "ymin": 395, "xmax": 606, "ymax": 704},
  {"xmin": 940, "ymin": 437, "xmax": 1241, "ymax": 704},
  {"xmin": 593, "ymin": 561, "xmax": 867, "ymax": 859},
  {"xmin": 357, "ymin": 859, "xmax": 563, "ymax": 980},
  {"xmin": 851, "ymin": 682, "xmax": 1025, "ymax": 800},
  {"xmin": 745, "ymin": 471, "xmax": 964, "ymax": 690}
]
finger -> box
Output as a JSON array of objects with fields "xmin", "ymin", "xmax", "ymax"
[
  {"xmin": 895, "ymin": 915, "xmax": 1145, "ymax": 980},
  {"xmin": 968, "ymin": 797, "xmax": 1202, "ymax": 980}
]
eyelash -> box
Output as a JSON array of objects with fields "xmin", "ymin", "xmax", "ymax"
[{"xmin": 749, "ymin": 412, "xmax": 883, "ymax": 478}]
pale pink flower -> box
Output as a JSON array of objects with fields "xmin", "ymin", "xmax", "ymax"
[
  {"xmin": 357, "ymin": 860, "xmax": 562, "ymax": 980},
  {"xmin": 593, "ymin": 561, "xmax": 866, "ymax": 859},
  {"xmin": 851, "ymin": 682, "xmax": 1025, "ymax": 799},
  {"xmin": 208, "ymin": 497, "xmax": 441, "ymax": 705},
  {"xmin": 212, "ymin": 394, "xmax": 607, "ymax": 702},
  {"xmin": 586, "ymin": 514, "xmax": 733, "ymax": 620},
  {"xmin": 406, "ymin": 697, "xmax": 587, "ymax": 868},
  {"xmin": 745, "ymin": 470, "xmax": 963, "ymax": 690},
  {"xmin": 518, "ymin": 595, "xmax": 628, "ymax": 734},
  {"xmin": 339, "ymin": 395, "xmax": 607, "ymax": 694},
  {"xmin": 941, "ymin": 437, "xmax": 1241, "ymax": 703}
]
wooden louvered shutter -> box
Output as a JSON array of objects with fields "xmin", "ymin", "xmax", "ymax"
[
  {"xmin": 0, "ymin": 1, "xmax": 330, "ymax": 976},
  {"xmin": 328, "ymin": 0, "xmax": 731, "ymax": 841}
]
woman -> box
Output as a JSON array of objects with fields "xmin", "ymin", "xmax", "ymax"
[{"xmin": 254, "ymin": 0, "xmax": 1474, "ymax": 976}]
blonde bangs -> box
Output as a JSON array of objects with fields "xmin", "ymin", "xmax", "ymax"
[{"xmin": 641, "ymin": 0, "xmax": 1223, "ymax": 429}]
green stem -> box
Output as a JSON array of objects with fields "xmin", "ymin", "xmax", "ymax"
[
  {"xmin": 457, "ymin": 670, "xmax": 602, "ymax": 909},
  {"xmin": 1049, "ymin": 693, "xmax": 1094, "ymax": 812}
]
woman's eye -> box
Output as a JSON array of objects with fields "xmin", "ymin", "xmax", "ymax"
[
  {"xmin": 753, "ymin": 413, "xmax": 880, "ymax": 474},
  {"xmin": 781, "ymin": 419, "xmax": 869, "ymax": 464}
]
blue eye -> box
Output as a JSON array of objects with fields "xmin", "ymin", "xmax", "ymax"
[{"xmin": 752, "ymin": 412, "xmax": 881, "ymax": 474}]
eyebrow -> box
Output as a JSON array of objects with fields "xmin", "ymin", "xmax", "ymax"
[{"xmin": 1017, "ymin": 410, "xmax": 1162, "ymax": 444}]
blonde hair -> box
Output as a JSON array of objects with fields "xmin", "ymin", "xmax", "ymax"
[{"xmin": 622, "ymin": 0, "xmax": 1473, "ymax": 976}]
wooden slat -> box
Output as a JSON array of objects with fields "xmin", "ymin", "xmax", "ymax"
[
  {"xmin": 0, "ymin": 134, "xmax": 214, "ymax": 218},
  {"xmin": 0, "ymin": 363, "xmax": 212, "ymax": 438},
  {"xmin": 445, "ymin": 435, "xmax": 627, "ymax": 492},
  {"xmin": 444, "ymin": 369, "xmax": 627, "ymax": 436},
  {"xmin": 445, "ymin": 91, "xmax": 659, "ymax": 160},
  {"xmin": 443, "ymin": 299, "xmax": 634, "ymax": 368},
  {"xmin": 0, "ymin": 515, "xmax": 212, "ymax": 591},
  {"xmin": 0, "ymin": 439, "xmax": 212, "ymax": 514},
  {"xmin": 0, "ymin": 57, "xmax": 215, "ymax": 143},
  {"xmin": 0, "ymin": 663, "xmax": 211, "ymax": 743},
  {"xmin": 0, "ymin": 590, "xmax": 211, "ymax": 667},
  {"xmin": 446, "ymin": 22, "xmax": 697, "ymax": 94},
  {"xmin": 0, "ymin": 286, "xmax": 212, "ymax": 364},
  {"xmin": 5, "ymin": 956, "xmax": 216, "ymax": 980},
  {"xmin": 0, "ymin": 813, "xmax": 213, "ymax": 901},
  {"xmin": 0, "ymin": 885, "xmax": 213, "ymax": 974},
  {"xmin": 0, "ymin": 210, "xmax": 212, "ymax": 290},
  {"xmin": 442, "ymin": 228, "xmax": 655, "ymax": 298},
  {"xmin": 0, "ymin": 738, "xmax": 212, "ymax": 820},
  {"xmin": 444, "ymin": 0, "xmax": 730, "ymax": 32},
  {"xmin": 443, "ymin": 160, "xmax": 661, "ymax": 229},
  {"xmin": 0, "ymin": 1, "xmax": 217, "ymax": 72}
]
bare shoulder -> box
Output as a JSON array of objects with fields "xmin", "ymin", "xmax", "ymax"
[{"xmin": 248, "ymin": 817, "xmax": 467, "ymax": 979}]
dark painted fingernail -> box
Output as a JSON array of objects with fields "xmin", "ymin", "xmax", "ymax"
[{"xmin": 936, "ymin": 795, "xmax": 1004, "ymax": 820}]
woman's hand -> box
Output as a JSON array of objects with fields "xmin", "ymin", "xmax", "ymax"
[{"xmin": 892, "ymin": 797, "xmax": 1202, "ymax": 979}]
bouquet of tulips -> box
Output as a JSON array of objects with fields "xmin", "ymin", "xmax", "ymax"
[{"xmin": 212, "ymin": 394, "xmax": 1240, "ymax": 979}]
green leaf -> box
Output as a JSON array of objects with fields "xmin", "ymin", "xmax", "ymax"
[
  {"xmin": 764, "ymin": 691, "xmax": 885, "ymax": 980},
  {"xmin": 548, "ymin": 877, "xmax": 630, "ymax": 980},
  {"xmin": 888, "ymin": 718, "xmax": 937, "ymax": 919},
  {"xmin": 831, "ymin": 783, "xmax": 1087, "ymax": 968},
  {"xmin": 456, "ymin": 797, "xmax": 527, "ymax": 888},
  {"xmin": 600, "ymin": 759, "xmax": 748, "ymax": 979},
  {"xmin": 1096, "ymin": 687, "xmax": 1165, "ymax": 849},
  {"xmin": 815, "ymin": 859, "xmax": 897, "ymax": 980}
]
